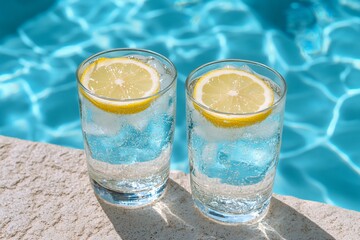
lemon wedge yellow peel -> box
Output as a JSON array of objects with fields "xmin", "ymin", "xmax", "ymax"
[
  {"xmin": 79, "ymin": 57, "xmax": 160, "ymax": 114},
  {"xmin": 192, "ymin": 68, "xmax": 274, "ymax": 127}
]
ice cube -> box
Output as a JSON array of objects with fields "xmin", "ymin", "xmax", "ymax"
[
  {"xmin": 128, "ymin": 54, "xmax": 148, "ymax": 62},
  {"xmin": 191, "ymin": 109, "xmax": 246, "ymax": 142},
  {"xmin": 122, "ymin": 112, "xmax": 150, "ymax": 132},
  {"xmin": 202, "ymin": 143, "xmax": 217, "ymax": 164},
  {"xmin": 239, "ymin": 64, "xmax": 256, "ymax": 73},
  {"xmin": 245, "ymin": 117, "xmax": 281, "ymax": 139},
  {"xmin": 147, "ymin": 57, "xmax": 175, "ymax": 86},
  {"xmin": 251, "ymin": 148, "xmax": 273, "ymax": 167},
  {"xmin": 147, "ymin": 58, "xmax": 165, "ymax": 74},
  {"xmin": 90, "ymin": 105, "xmax": 122, "ymax": 135}
]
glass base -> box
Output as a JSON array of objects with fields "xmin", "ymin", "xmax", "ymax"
[
  {"xmin": 193, "ymin": 197, "xmax": 271, "ymax": 225},
  {"xmin": 90, "ymin": 178, "xmax": 167, "ymax": 208}
]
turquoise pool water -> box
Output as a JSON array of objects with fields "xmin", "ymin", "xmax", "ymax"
[{"xmin": 1, "ymin": 0, "xmax": 359, "ymax": 211}]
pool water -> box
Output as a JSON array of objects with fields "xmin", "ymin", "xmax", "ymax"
[{"xmin": 1, "ymin": 0, "xmax": 360, "ymax": 211}]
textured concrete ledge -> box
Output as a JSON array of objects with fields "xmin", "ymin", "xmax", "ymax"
[{"xmin": 1, "ymin": 136, "xmax": 359, "ymax": 240}]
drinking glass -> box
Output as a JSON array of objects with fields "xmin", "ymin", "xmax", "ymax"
[
  {"xmin": 186, "ymin": 60, "xmax": 286, "ymax": 223},
  {"xmin": 77, "ymin": 49, "xmax": 177, "ymax": 207}
]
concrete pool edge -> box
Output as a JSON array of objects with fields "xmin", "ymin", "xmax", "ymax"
[{"xmin": 0, "ymin": 135, "xmax": 359, "ymax": 239}]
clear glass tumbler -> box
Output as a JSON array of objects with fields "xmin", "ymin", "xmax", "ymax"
[
  {"xmin": 77, "ymin": 49, "xmax": 177, "ymax": 207},
  {"xmin": 186, "ymin": 60, "xmax": 286, "ymax": 224}
]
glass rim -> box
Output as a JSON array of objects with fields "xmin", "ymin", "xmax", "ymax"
[
  {"xmin": 76, "ymin": 48, "xmax": 177, "ymax": 102},
  {"xmin": 185, "ymin": 59, "xmax": 287, "ymax": 117}
]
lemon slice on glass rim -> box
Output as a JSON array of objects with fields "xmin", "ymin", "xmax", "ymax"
[
  {"xmin": 192, "ymin": 68, "xmax": 274, "ymax": 127},
  {"xmin": 79, "ymin": 57, "xmax": 160, "ymax": 114}
]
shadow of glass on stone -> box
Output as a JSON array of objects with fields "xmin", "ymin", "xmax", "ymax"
[{"xmin": 97, "ymin": 179, "xmax": 335, "ymax": 240}]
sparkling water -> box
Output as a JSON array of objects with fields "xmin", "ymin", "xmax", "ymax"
[
  {"xmin": 78, "ymin": 54, "xmax": 176, "ymax": 206},
  {"xmin": 187, "ymin": 69, "xmax": 285, "ymax": 223}
]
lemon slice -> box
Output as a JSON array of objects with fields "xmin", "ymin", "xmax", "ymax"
[
  {"xmin": 193, "ymin": 68, "xmax": 274, "ymax": 127},
  {"xmin": 80, "ymin": 57, "xmax": 160, "ymax": 114}
]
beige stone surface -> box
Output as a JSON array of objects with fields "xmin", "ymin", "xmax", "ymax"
[{"xmin": 1, "ymin": 136, "xmax": 359, "ymax": 240}]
